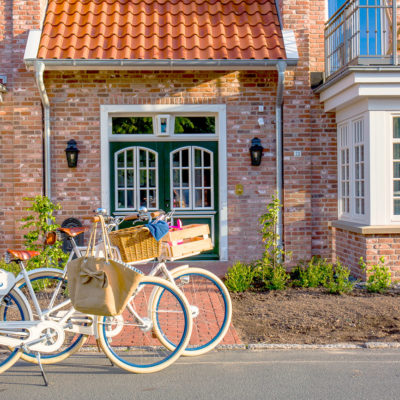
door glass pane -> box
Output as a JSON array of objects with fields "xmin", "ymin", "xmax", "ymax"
[
  {"xmin": 149, "ymin": 152, "xmax": 156, "ymax": 167},
  {"xmin": 195, "ymin": 149, "xmax": 202, "ymax": 167},
  {"xmin": 195, "ymin": 169, "xmax": 202, "ymax": 187},
  {"xmin": 182, "ymin": 149, "xmax": 189, "ymax": 167},
  {"xmin": 195, "ymin": 189, "xmax": 202, "ymax": 208},
  {"xmin": 173, "ymin": 169, "xmax": 180, "ymax": 185},
  {"xmin": 140, "ymin": 170, "xmax": 147, "ymax": 187},
  {"xmin": 173, "ymin": 189, "xmax": 180, "ymax": 208},
  {"xmin": 204, "ymin": 189, "xmax": 211, "ymax": 207},
  {"xmin": 204, "ymin": 169, "xmax": 211, "ymax": 187},
  {"xmin": 173, "ymin": 152, "xmax": 180, "ymax": 167},
  {"xmin": 182, "ymin": 190, "xmax": 189, "ymax": 208},
  {"xmin": 148, "ymin": 190, "xmax": 156, "ymax": 208},
  {"xmin": 126, "ymin": 150, "xmax": 134, "ymax": 167},
  {"xmin": 182, "ymin": 169, "xmax": 189, "ymax": 187},
  {"xmin": 127, "ymin": 191, "xmax": 134, "ymax": 208},
  {"xmin": 139, "ymin": 150, "xmax": 147, "ymax": 167},
  {"xmin": 118, "ymin": 170, "xmax": 124, "ymax": 188},
  {"xmin": 204, "ymin": 151, "xmax": 211, "ymax": 167},
  {"xmin": 117, "ymin": 153, "xmax": 124, "ymax": 168},
  {"xmin": 118, "ymin": 191, "xmax": 124, "ymax": 208},
  {"xmin": 140, "ymin": 190, "xmax": 147, "ymax": 207},
  {"xmin": 149, "ymin": 170, "xmax": 156, "ymax": 188},
  {"xmin": 127, "ymin": 170, "xmax": 134, "ymax": 187}
]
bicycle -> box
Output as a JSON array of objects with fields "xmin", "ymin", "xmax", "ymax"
[
  {"xmin": 104, "ymin": 208, "xmax": 232, "ymax": 357},
  {"xmin": 0, "ymin": 221, "xmax": 193, "ymax": 382},
  {"xmin": 13, "ymin": 207, "xmax": 231, "ymax": 364}
]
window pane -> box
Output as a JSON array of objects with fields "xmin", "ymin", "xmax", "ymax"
[
  {"xmin": 204, "ymin": 152, "xmax": 211, "ymax": 167},
  {"xmin": 118, "ymin": 191, "xmax": 124, "ymax": 208},
  {"xmin": 139, "ymin": 150, "xmax": 147, "ymax": 167},
  {"xmin": 394, "ymin": 117, "xmax": 400, "ymax": 139},
  {"xmin": 394, "ymin": 162, "xmax": 400, "ymax": 178},
  {"xmin": 195, "ymin": 189, "xmax": 202, "ymax": 207},
  {"xmin": 173, "ymin": 152, "xmax": 180, "ymax": 167},
  {"xmin": 112, "ymin": 117, "xmax": 153, "ymax": 135},
  {"xmin": 174, "ymin": 117, "xmax": 215, "ymax": 134},
  {"xmin": 394, "ymin": 144, "xmax": 400, "ymax": 160},
  {"xmin": 173, "ymin": 169, "xmax": 179, "ymax": 185},
  {"xmin": 195, "ymin": 150, "xmax": 202, "ymax": 167},
  {"xmin": 149, "ymin": 152, "xmax": 156, "ymax": 167},
  {"xmin": 148, "ymin": 190, "xmax": 156, "ymax": 208},
  {"xmin": 394, "ymin": 181, "xmax": 400, "ymax": 196},
  {"xmin": 394, "ymin": 199, "xmax": 400, "ymax": 215},
  {"xmin": 204, "ymin": 189, "xmax": 211, "ymax": 207},
  {"xmin": 204, "ymin": 169, "xmax": 211, "ymax": 187},
  {"xmin": 182, "ymin": 150, "xmax": 189, "ymax": 167}
]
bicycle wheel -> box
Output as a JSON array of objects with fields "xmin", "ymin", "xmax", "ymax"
[
  {"xmin": 0, "ymin": 288, "xmax": 29, "ymax": 373},
  {"xmin": 156, "ymin": 267, "xmax": 232, "ymax": 357},
  {"xmin": 16, "ymin": 269, "xmax": 89, "ymax": 364},
  {"xmin": 97, "ymin": 276, "xmax": 192, "ymax": 374}
]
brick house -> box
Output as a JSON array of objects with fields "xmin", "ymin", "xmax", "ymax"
[{"xmin": 1, "ymin": 0, "xmax": 400, "ymax": 278}]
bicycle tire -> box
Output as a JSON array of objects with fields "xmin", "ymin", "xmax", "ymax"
[
  {"xmin": 97, "ymin": 276, "xmax": 192, "ymax": 374},
  {"xmin": 0, "ymin": 288, "xmax": 28, "ymax": 373},
  {"xmin": 155, "ymin": 267, "xmax": 232, "ymax": 357},
  {"xmin": 15, "ymin": 269, "xmax": 88, "ymax": 365}
]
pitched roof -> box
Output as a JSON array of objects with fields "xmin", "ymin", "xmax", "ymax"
[{"xmin": 37, "ymin": 0, "xmax": 286, "ymax": 60}]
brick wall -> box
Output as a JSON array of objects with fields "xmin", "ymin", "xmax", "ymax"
[
  {"xmin": 0, "ymin": 0, "xmax": 44, "ymax": 251},
  {"xmin": 0, "ymin": 0, "xmax": 340, "ymax": 272},
  {"xmin": 332, "ymin": 228, "xmax": 400, "ymax": 281}
]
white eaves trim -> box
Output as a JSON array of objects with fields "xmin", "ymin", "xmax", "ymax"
[
  {"xmin": 24, "ymin": 29, "xmax": 41, "ymax": 61},
  {"xmin": 282, "ymin": 30, "xmax": 299, "ymax": 61}
]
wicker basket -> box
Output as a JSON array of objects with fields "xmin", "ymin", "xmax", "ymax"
[{"xmin": 108, "ymin": 226, "xmax": 160, "ymax": 263}]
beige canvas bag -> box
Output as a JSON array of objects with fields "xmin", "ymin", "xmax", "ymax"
[{"xmin": 67, "ymin": 216, "xmax": 143, "ymax": 316}]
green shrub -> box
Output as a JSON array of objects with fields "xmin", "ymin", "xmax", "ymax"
[
  {"xmin": 0, "ymin": 259, "xmax": 20, "ymax": 276},
  {"xmin": 20, "ymin": 196, "xmax": 67, "ymax": 270},
  {"xmin": 292, "ymin": 257, "xmax": 332, "ymax": 288},
  {"xmin": 256, "ymin": 195, "xmax": 291, "ymax": 291},
  {"xmin": 323, "ymin": 261, "xmax": 354, "ymax": 294},
  {"xmin": 225, "ymin": 261, "xmax": 256, "ymax": 292},
  {"xmin": 359, "ymin": 257, "xmax": 391, "ymax": 293}
]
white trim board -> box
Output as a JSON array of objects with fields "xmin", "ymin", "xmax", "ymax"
[{"xmin": 100, "ymin": 104, "xmax": 228, "ymax": 261}]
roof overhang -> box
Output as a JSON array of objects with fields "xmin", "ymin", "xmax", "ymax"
[{"xmin": 24, "ymin": 29, "xmax": 298, "ymax": 71}]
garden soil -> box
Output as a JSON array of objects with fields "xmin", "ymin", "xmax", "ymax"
[{"xmin": 230, "ymin": 288, "xmax": 400, "ymax": 344}]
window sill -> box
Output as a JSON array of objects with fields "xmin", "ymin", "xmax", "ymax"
[{"xmin": 329, "ymin": 220, "xmax": 400, "ymax": 234}]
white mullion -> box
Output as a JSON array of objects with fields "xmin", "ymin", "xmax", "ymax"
[
  {"xmin": 114, "ymin": 152, "xmax": 119, "ymax": 211},
  {"xmin": 210, "ymin": 149, "xmax": 214, "ymax": 209},
  {"xmin": 201, "ymin": 150, "xmax": 205, "ymax": 208},
  {"xmin": 145, "ymin": 150, "xmax": 149, "ymax": 208},
  {"xmin": 135, "ymin": 147, "xmax": 140, "ymax": 211}
]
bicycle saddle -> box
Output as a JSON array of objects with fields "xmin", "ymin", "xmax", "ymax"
[
  {"xmin": 6, "ymin": 250, "xmax": 40, "ymax": 261},
  {"xmin": 58, "ymin": 227, "xmax": 89, "ymax": 237}
]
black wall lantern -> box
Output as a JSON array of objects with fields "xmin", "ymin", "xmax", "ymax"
[
  {"xmin": 249, "ymin": 137, "xmax": 264, "ymax": 166},
  {"xmin": 65, "ymin": 139, "xmax": 80, "ymax": 168}
]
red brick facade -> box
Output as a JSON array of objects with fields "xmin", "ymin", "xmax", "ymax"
[{"xmin": 1, "ymin": 0, "xmax": 398, "ymax": 278}]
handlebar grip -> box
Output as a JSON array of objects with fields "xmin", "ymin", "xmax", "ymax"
[{"xmin": 123, "ymin": 213, "xmax": 140, "ymax": 221}]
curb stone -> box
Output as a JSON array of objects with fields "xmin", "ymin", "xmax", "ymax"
[{"xmin": 216, "ymin": 342, "xmax": 400, "ymax": 351}]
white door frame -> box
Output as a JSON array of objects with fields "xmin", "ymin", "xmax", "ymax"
[{"xmin": 100, "ymin": 104, "xmax": 228, "ymax": 260}]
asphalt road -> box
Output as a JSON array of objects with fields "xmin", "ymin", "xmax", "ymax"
[{"xmin": 1, "ymin": 349, "xmax": 400, "ymax": 400}]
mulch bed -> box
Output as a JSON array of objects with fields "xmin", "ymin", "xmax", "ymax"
[{"xmin": 230, "ymin": 287, "xmax": 400, "ymax": 344}]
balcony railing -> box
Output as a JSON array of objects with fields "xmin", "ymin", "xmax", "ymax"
[{"xmin": 325, "ymin": 0, "xmax": 398, "ymax": 79}]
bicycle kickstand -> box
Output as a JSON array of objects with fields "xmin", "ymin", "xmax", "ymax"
[{"xmin": 35, "ymin": 352, "xmax": 49, "ymax": 386}]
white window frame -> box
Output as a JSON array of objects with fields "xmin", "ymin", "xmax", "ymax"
[
  {"xmin": 390, "ymin": 115, "xmax": 400, "ymax": 221},
  {"xmin": 338, "ymin": 116, "xmax": 367, "ymax": 222},
  {"xmin": 100, "ymin": 104, "xmax": 228, "ymax": 260}
]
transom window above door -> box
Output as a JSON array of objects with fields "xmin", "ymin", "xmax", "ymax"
[{"xmin": 112, "ymin": 116, "xmax": 216, "ymax": 137}]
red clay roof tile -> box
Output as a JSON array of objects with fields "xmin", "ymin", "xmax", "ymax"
[{"xmin": 38, "ymin": 0, "xmax": 286, "ymax": 60}]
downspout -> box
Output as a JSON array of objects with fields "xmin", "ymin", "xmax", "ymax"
[
  {"xmin": 34, "ymin": 61, "xmax": 51, "ymax": 199},
  {"xmin": 276, "ymin": 60, "xmax": 287, "ymax": 250}
]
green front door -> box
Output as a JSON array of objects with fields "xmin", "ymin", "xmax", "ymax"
[{"xmin": 110, "ymin": 141, "xmax": 219, "ymax": 259}]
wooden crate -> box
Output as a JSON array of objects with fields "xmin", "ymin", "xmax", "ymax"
[{"xmin": 162, "ymin": 224, "xmax": 213, "ymax": 259}]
